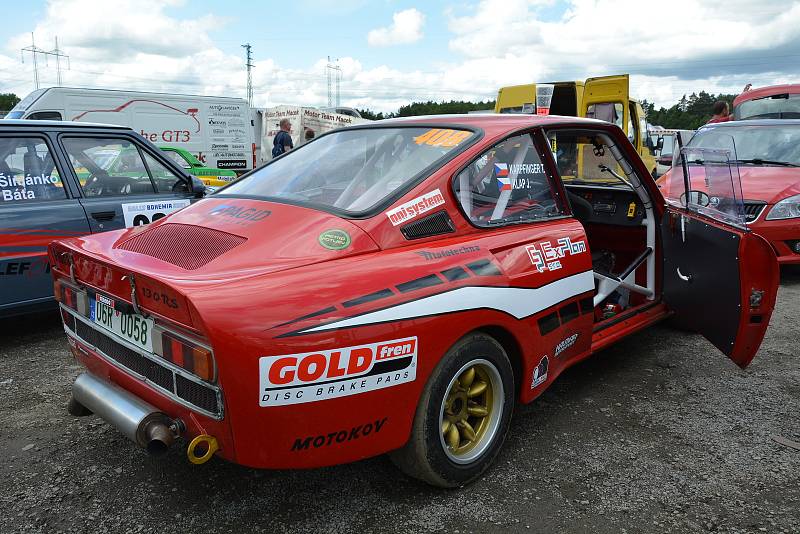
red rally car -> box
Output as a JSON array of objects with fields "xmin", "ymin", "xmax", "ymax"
[{"xmin": 52, "ymin": 114, "xmax": 779, "ymax": 487}]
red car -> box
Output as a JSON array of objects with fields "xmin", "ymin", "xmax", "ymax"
[
  {"xmin": 52, "ymin": 115, "xmax": 779, "ymax": 487},
  {"xmin": 659, "ymin": 120, "xmax": 800, "ymax": 264},
  {"xmin": 733, "ymin": 84, "xmax": 800, "ymax": 120}
]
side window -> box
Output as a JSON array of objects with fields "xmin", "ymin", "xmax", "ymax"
[
  {"xmin": 27, "ymin": 111, "xmax": 62, "ymax": 121},
  {"xmin": 625, "ymin": 102, "xmax": 636, "ymax": 144},
  {"xmin": 0, "ymin": 137, "xmax": 66, "ymax": 203},
  {"xmin": 143, "ymin": 152, "xmax": 186, "ymax": 193},
  {"xmin": 162, "ymin": 150, "xmax": 192, "ymax": 169},
  {"xmin": 63, "ymin": 138, "xmax": 156, "ymax": 197},
  {"xmin": 453, "ymin": 133, "xmax": 563, "ymax": 226},
  {"xmin": 547, "ymin": 130, "xmax": 631, "ymax": 185},
  {"xmin": 587, "ymin": 103, "xmax": 624, "ymax": 129}
]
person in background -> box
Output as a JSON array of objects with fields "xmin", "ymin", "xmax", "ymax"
[
  {"xmin": 305, "ymin": 128, "xmax": 315, "ymax": 142},
  {"xmin": 707, "ymin": 101, "xmax": 732, "ymax": 124},
  {"xmin": 271, "ymin": 119, "xmax": 294, "ymax": 158}
]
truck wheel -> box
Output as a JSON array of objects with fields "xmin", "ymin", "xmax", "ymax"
[{"xmin": 390, "ymin": 333, "xmax": 514, "ymax": 487}]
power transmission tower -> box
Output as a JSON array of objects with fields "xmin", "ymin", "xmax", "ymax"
[
  {"xmin": 242, "ymin": 43, "xmax": 254, "ymax": 107},
  {"xmin": 20, "ymin": 33, "xmax": 70, "ymax": 89},
  {"xmin": 326, "ymin": 56, "xmax": 341, "ymax": 107}
]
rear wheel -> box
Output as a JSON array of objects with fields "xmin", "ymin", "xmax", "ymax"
[{"xmin": 390, "ymin": 333, "xmax": 514, "ymax": 487}]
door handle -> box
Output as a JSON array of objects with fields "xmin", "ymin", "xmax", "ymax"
[
  {"xmin": 676, "ymin": 267, "xmax": 692, "ymax": 282},
  {"xmin": 91, "ymin": 211, "xmax": 116, "ymax": 222}
]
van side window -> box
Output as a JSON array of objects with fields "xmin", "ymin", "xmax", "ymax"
[
  {"xmin": 63, "ymin": 138, "xmax": 156, "ymax": 197},
  {"xmin": 453, "ymin": 133, "xmax": 563, "ymax": 227},
  {"xmin": 0, "ymin": 137, "xmax": 65, "ymax": 203},
  {"xmin": 142, "ymin": 152, "xmax": 186, "ymax": 193},
  {"xmin": 27, "ymin": 111, "xmax": 63, "ymax": 121}
]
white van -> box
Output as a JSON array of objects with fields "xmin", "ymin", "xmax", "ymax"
[{"xmin": 7, "ymin": 87, "xmax": 256, "ymax": 173}]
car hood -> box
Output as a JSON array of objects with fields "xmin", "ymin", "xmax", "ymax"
[
  {"xmin": 657, "ymin": 166, "xmax": 800, "ymax": 203},
  {"xmin": 74, "ymin": 197, "xmax": 379, "ymax": 283}
]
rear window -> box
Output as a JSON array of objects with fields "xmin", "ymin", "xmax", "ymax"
[{"xmin": 220, "ymin": 126, "xmax": 476, "ymax": 214}]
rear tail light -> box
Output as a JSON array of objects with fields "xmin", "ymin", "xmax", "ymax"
[
  {"xmin": 54, "ymin": 279, "xmax": 89, "ymax": 316},
  {"xmin": 153, "ymin": 326, "xmax": 215, "ymax": 382}
]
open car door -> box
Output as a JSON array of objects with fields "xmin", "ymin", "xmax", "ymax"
[
  {"xmin": 660, "ymin": 146, "xmax": 779, "ymax": 368},
  {"xmin": 582, "ymin": 74, "xmax": 630, "ymax": 136}
]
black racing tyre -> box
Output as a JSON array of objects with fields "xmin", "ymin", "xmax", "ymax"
[{"xmin": 389, "ymin": 333, "xmax": 514, "ymax": 488}]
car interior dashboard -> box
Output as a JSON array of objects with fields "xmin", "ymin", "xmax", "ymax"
[{"xmin": 563, "ymin": 183, "xmax": 645, "ymax": 226}]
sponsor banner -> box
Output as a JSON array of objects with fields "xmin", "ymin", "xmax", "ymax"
[
  {"xmin": 526, "ymin": 237, "xmax": 587, "ymax": 274},
  {"xmin": 259, "ymin": 336, "xmax": 418, "ymax": 406},
  {"xmin": 121, "ymin": 199, "xmax": 190, "ymax": 227},
  {"xmin": 261, "ymin": 105, "xmax": 372, "ymax": 160},
  {"xmin": 386, "ymin": 189, "xmax": 446, "ymax": 226}
]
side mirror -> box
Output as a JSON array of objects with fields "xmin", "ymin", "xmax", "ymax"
[
  {"xmin": 190, "ymin": 176, "xmax": 208, "ymax": 198},
  {"xmin": 656, "ymin": 137, "xmax": 665, "ymax": 152},
  {"xmin": 680, "ymin": 190, "xmax": 710, "ymax": 207}
]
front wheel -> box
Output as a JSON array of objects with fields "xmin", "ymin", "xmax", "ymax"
[{"xmin": 389, "ymin": 333, "xmax": 514, "ymax": 487}]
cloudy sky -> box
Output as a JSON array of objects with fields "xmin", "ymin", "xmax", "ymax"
[{"xmin": 2, "ymin": 0, "xmax": 799, "ymax": 112}]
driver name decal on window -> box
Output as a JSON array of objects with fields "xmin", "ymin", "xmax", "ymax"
[
  {"xmin": 386, "ymin": 189, "xmax": 446, "ymax": 226},
  {"xmin": 526, "ymin": 237, "xmax": 587, "ymax": 273}
]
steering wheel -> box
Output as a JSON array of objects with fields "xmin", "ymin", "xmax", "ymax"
[{"xmin": 83, "ymin": 171, "xmax": 111, "ymax": 196}]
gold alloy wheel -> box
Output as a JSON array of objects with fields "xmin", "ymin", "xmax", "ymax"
[{"xmin": 439, "ymin": 359, "xmax": 503, "ymax": 464}]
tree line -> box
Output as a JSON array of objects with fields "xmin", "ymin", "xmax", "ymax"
[
  {"xmin": 642, "ymin": 91, "xmax": 737, "ymax": 130},
  {"xmin": 359, "ymin": 92, "xmax": 738, "ymax": 130}
]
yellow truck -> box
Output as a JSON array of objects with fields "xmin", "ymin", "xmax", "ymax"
[{"xmin": 494, "ymin": 74, "xmax": 659, "ymax": 176}]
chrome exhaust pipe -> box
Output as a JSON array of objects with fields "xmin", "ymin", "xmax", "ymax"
[{"xmin": 71, "ymin": 372, "xmax": 181, "ymax": 455}]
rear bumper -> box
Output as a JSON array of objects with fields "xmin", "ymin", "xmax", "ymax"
[{"xmin": 62, "ymin": 307, "xmax": 236, "ymax": 462}]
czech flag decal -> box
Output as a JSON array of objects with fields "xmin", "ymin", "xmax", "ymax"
[{"xmin": 494, "ymin": 163, "xmax": 509, "ymax": 177}]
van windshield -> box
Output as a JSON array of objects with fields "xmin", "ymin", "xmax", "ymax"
[
  {"xmin": 220, "ymin": 127, "xmax": 476, "ymax": 214},
  {"xmin": 734, "ymin": 93, "xmax": 800, "ymax": 120}
]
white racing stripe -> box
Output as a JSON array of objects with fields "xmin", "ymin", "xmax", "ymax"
[{"xmin": 301, "ymin": 270, "xmax": 595, "ymax": 334}]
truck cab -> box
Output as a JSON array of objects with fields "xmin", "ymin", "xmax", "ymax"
[{"xmin": 495, "ymin": 74, "xmax": 658, "ymax": 176}]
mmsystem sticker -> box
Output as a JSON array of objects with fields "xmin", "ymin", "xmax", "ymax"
[
  {"xmin": 386, "ymin": 189, "xmax": 445, "ymax": 226},
  {"xmin": 259, "ymin": 337, "xmax": 418, "ymax": 406}
]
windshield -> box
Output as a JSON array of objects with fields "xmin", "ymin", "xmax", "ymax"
[
  {"xmin": 734, "ymin": 93, "xmax": 800, "ymax": 120},
  {"xmin": 221, "ymin": 126, "xmax": 476, "ymax": 214},
  {"xmin": 686, "ymin": 124, "xmax": 800, "ymax": 166}
]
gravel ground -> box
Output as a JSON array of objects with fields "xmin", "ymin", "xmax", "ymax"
[{"xmin": 1, "ymin": 267, "xmax": 798, "ymax": 534}]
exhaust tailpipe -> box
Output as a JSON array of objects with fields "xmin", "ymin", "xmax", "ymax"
[{"xmin": 71, "ymin": 372, "xmax": 181, "ymax": 455}]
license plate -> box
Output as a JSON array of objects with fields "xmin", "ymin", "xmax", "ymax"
[{"xmin": 90, "ymin": 295, "xmax": 154, "ymax": 353}]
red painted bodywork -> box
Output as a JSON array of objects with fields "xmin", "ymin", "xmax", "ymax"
[
  {"xmin": 50, "ymin": 115, "xmax": 779, "ymax": 470},
  {"xmin": 658, "ymin": 166, "xmax": 800, "ymax": 264}
]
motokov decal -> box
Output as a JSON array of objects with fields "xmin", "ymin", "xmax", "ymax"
[
  {"xmin": 122, "ymin": 199, "xmax": 191, "ymax": 227},
  {"xmin": 386, "ymin": 189, "xmax": 445, "ymax": 226},
  {"xmin": 259, "ymin": 337, "xmax": 418, "ymax": 406},
  {"xmin": 318, "ymin": 229, "xmax": 351, "ymax": 250},
  {"xmin": 290, "ymin": 418, "xmax": 388, "ymax": 451},
  {"xmin": 554, "ymin": 333, "xmax": 579, "ymax": 358},
  {"xmin": 526, "ymin": 237, "xmax": 587, "ymax": 274},
  {"xmin": 531, "ymin": 355, "xmax": 549, "ymax": 389}
]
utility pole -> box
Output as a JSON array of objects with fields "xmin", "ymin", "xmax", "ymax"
[
  {"xmin": 326, "ymin": 56, "xmax": 341, "ymax": 107},
  {"xmin": 242, "ymin": 43, "xmax": 254, "ymax": 107},
  {"xmin": 52, "ymin": 36, "xmax": 70, "ymax": 86},
  {"xmin": 20, "ymin": 33, "xmax": 70, "ymax": 89}
]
